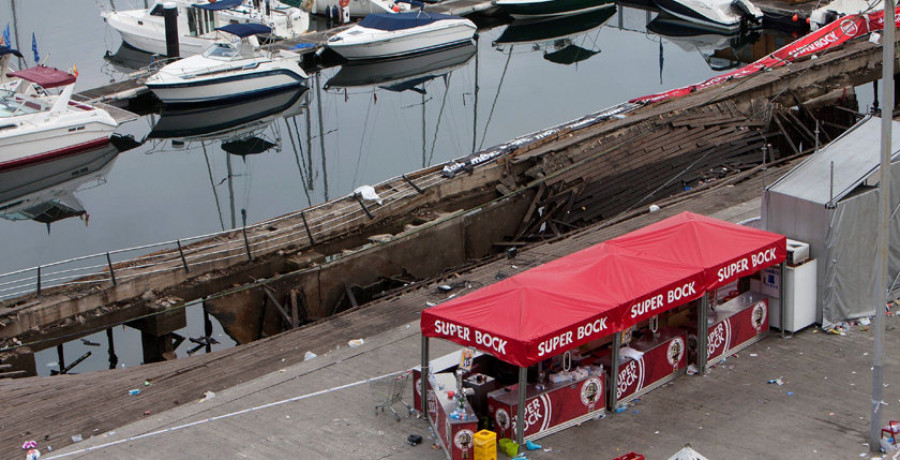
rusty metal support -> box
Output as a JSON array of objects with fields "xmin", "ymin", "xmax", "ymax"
[
  {"xmin": 106, "ymin": 252, "xmax": 117, "ymax": 286},
  {"xmin": 402, "ymin": 174, "xmax": 425, "ymax": 194},
  {"xmin": 241, "ymin": 209, "xmax": 253, "ymax": 261}
]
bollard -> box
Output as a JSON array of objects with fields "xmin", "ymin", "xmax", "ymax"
[{"xmin": 163, "ymin": 2, "xmax": 179, "ymax": 59}]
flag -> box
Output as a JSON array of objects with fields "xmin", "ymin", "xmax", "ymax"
[
  {"xmin": 73, "ymin": 64, "xmax": 78, "ymax": 78},
  {"xmin": 31, "ymin": 32, "xmax": 39, "ymax": 64},
  {"xmin": 2, "ymin": 24, "xmax": 10, "ymax": 47}
]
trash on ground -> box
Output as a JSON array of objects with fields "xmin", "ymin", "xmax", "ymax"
[
  {"xmin": 128, "ymin": 389, "xmax": 141, "ymax": 396},
  {"xmin": 406, "ymin": 434, "xmax": 423, "ymax": 446},
  {"xmin": 348, "ymin": 338, "xmax": 365, "ymax": 348},
  {"xmin": 22, "ymin": 441, "xmax": 37, "ymax": 450},
  {"xmin": 71, "ymin": 434, "xmax": 83, "ymax": 443},
  {"xmin": 525, "ymin": 440, "xmax": 542, "ymax": 450},
  {"xmin": 200, "ymin": 390, "xmax": 216, "ymax": 402},
  {"xmin": 767, "ymin": 377, "xmax": 784, "ymax": 386},
  {"xmin": 304, "ymin": 351, "xmax": 317, "ymax": 361}
]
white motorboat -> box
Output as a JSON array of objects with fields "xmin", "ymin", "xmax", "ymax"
[
  {"xmin": 309, "ymin": 0, "xmax": 412, "ymax": 19},
  {"xmin": 145, "ymin": 24, "xmax": 309, "ymax": 105},
  {"xmin": 652, "ymin": 0, "xmax": 763, "ymax": 32},
  {"xmin": 494, "ymin": 0, "xmax": 615, "ymax": 18},
  {"xmin": 101, "ymin": 0, "xmax": 309, "ymax": 57},
  {"xmin": 326, "ymin": 10, "xmax": 477, "ymax": 60},
  {"xmin": 0, "ymin": 47, "xmax": 119, "ymax": 172},
  {"xmin": 809, "ymin": 0, "xmax": 882, "ymax": 30}
]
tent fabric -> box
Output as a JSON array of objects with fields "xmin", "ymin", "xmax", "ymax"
[
  {"xmin": 216, "ymin": 23, "xmax": 273, "ymax": 38},
  {"xmin": 192, "ymin": 0, "xmax": 244, "ymax": 11},
  {"xmin": 421, "ymin": 244, "xmax": 705, "ymax": 368},
  {"xmin": 7, "ymin": 66, "xmax": 75, "ymax": 88},
  {"xmin": 606, "ymin": 211, "xmax": 786, "ymax": 291}
]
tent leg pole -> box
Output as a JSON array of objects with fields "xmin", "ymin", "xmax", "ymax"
[
  {"xmin": 516, "ymin": 366, "xmax": 527, "ymax": 445},
  {"xmin": 421, "ymin": 336, "xmax": 429, "ymax": 416},
  {"xmin": 779, "ymin": 262, "xmax": 786, "ymax": 339},
  {"xmin": 698, "ymin": 295, "xmax": 709, "ymax": 374},
  {"xmin": 607, "ymin": 332, "xmax": 621, "ymax": 411}
]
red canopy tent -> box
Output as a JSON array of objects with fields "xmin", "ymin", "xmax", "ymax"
[
  {"xmin": 606, "ymin": 212, "xmax": 787, "ymax": 291},
  {"xmin": 421, "ymin": 244, "xmax": 705, "ymax": 368}
]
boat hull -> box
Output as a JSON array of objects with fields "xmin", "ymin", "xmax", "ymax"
[
  {"xmin": 0, "ymin": 119, "xmax": 116, "ymax": 172},
  {"xmin": 495, "ymin": 0, "xmax": 615, "ymax": 18},
  {"xmin": 653, "ymin": 0, "xmax": 748, "ymax": 32},
  {"xmin": 147, "ymin": 67, "xmax": 308, "ymax": 105},
  {"xmin": 328, "ymin": 20, "xmax": 477, "ymax": 60}
]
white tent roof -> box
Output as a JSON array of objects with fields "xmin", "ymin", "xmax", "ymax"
[
  {"xmin": 766, "ymin": 115, "xmax": 900, "ymax": 205},
  {"xmin": 668, "ymin": 444, "xmax": 710, "ymax": 460}
]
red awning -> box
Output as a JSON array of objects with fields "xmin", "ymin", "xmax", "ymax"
[
  {"xmin": 606, "ymin": 212, "xmax": 786, "ymax": 291},
  {"xmin": 421, "ymin": 244, "xmax": 705, "ymax": 367},
  {"xmin": 7, "ymin": 66, "xmax": 76, "ymax": 89}
]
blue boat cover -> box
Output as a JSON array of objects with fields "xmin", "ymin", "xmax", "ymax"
[
  {"xmin": 216, "ymin": 23, "xmax": 273, "ymax": 37},
  {"xmin": 357, "ymin": 12, "xmax": 463, "ymax": 31},
  {"xmin": 193, "ymin": 0, "xmax": 244, "ymax": 11},
  {"xmin": 0, "ymin": 46, "xmax": 23, "ymax": 58}
]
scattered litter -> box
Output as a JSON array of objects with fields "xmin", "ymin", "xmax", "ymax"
[
  {"xmin": 348, "ymin": 339, "xmax": 365, "ymax": 348},
  {"xmin": 144, "ymin": 410, "xmax": 150, "ymax": 416},
  {"xmin": 425, "ymin": 302, "xmax": 436, "ymax": 307},
  {"xmin": 71, "ymin": 434, "xmax": 83, "ymax": 443},
  {"xmin": 767, "ymin": 377, "xmax": 784, "ymax": 386},
  {"xmin": 649, "ymin": 204, "xmax": 661, "ymax": 213},
  {"xmin": 525, "ymin": 440, "xmax": 542, "ymax": 451},
  {"xmin": 860, "ymin": 317, "xmax": 871, "ymax": 326},
  {"xmin": 25, "ymin": 449, "xmax": 40, "ymax": 460},
  {"xmin": 285, "ymin": 415, "xmax": 290, "ymax": 419},
  {"xmin": 353, "ymin": 185, "xmax": 383, "ymax": 205},
  {"xmin": 128, "ymin": 389, "xmax": 141, "ymax": 396},
  {"xmin": 144, "ymin": 380, "xmax": 151, "ymax": 386},
  {"xmin": 615, "ymin": 405, "xmax": 627, "ymax": 413},
  {"xmin": 200, "ymin": 390, "xmax": 216, "ymax": 402},
  {"xmin": 750, "ymin": 354, "xmax": 758, "ymax": 357},
  {"xmin": 22, "ymin": 441, "xmax": 37, "ymax": 450},
  {"xmin": 686, "ymin": 364, "xmax": 698, "ymax": 375},
  {"xmin": 304, "ymin": 351, "xmax": 317, "ymax": 361},
  {"xmin": 787, "ymin": 392, "xmax": 794, "ymax": 396}
]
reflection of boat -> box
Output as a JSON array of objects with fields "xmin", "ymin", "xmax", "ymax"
[
  {"xmin": 652, "ymin": 0, "xmax": 763, "ymax": 32},
  {"xmin": 145, "ymin": 24, "xmax": 309, "ymax": 106},
  {"xmin": 0, "ymin": 48, "xmax": 119, "ymax": 172},
  {"xmin": 809, "ymin": 0, "xmax": 882, "ymax": 30},
  {"xmin": 647, "ymin": 14, "xmax": 757, "ymax": 70},
  {"xmin": 148, "ymin": 86, "xmax": 309, "ymax": 141},
  {"xmin": 103, "ymin": 42, "xmax": 156, "ymax": 73},
  {"xmin": 494, "ymin": 0, "xmax": 614, "ymax": 18},
  {"xmin": 0, "ymin": 144, "xmax": 119, "ymax": 225},
  {"xmin": 326, "ymin": 11, "xmax": 477, "ymax": 60},
  {"xmin": 494, "ymin": 5, "xmax": 615, "ymax": 44},
  {"xmin": 101, "ymin": 0, "xmax": 309, "ymax": 57},
  {"xmin": 494, "ymin": 6, "xmax": 614, "ymax": 65},
  {"xmin": 325, "ymin": 43, "xmax": 475, "ymax": 89}
]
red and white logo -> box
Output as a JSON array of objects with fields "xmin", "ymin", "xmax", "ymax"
[
  {"xmin": 454, "ymin": 429, "xmax": 475, "ymax": 450},
  {"xmin": 840, "ymin": 17, "xmax": 859, "ymax": 36},
  {"xmin": 707, "ymin": 320, "xmax": 732, "ymax": 358},
  {"xmin": 495, "ymin": 408, "xmax": 511, "ymax": 432},
  {"xmin": 511, "ymin": 394, "xmax": 553, "ymax": 435},
  {"xmin": 617, "ymin": 358, "xmax": 645, "ymax": 400},
  {"xmin": 667, "ymin": 337, "xmax": 685, "ymax": 367},
  {"xmin": 580, "ymin": 377, "xmax": 603, "ymax": 407},
  {"xmin": 751, "ymin": 302, "xmax": 767, "ymax": 331}
]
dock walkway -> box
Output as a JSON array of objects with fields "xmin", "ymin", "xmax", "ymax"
[{"xmin": 36, "ymin": 192, "xmax": 900, "ymax": 459}]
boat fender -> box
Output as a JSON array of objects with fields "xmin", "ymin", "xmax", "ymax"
[
  {"xmin": 731, "ymin": 0, "xmax": 762, "ymax": 23},
  {"xmin": 331, "ymin": 4, "xmax": 339, "ymax": 19},
  {"xmin": 392, "ymin": 3, "xmax": 400, "ymax": 11}
]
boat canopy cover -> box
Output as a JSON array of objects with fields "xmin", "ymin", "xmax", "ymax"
[
  {"xmin": 216, "ymin": 23, "xmax": 273, "ymax": 37},
  {"xmin": 0, "ymin": 46, "xmax": 23, "ymax": 58},
  {"xmin": 193, "ymin": 0, "xmax": 244, "ymax": 10},
  {"xmin": 358, "ymin": 12, "xmax": 463, "ymax": 31},
  {"xmin": 7, "ymin": 66, "xmax": 76, "ymax": 88}
]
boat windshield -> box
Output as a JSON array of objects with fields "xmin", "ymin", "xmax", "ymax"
[
  {"xmin": 0, "ymin": 90, "xmax": 46, "ymax": 118},
  {"xmin": 203, "ymin": 42, "xmax": 241, "ymax": 59}
]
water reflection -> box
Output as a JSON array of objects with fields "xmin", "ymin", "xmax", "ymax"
[
  {"xmin": 325, "ymin": 43, "xmax": 477, "ymax": 90},
  {"xmin": 647, "ymin": 13, "xmax": 759, "ymax": 71},
  {"xmin": 493, "ymin": 6, "xmax": 616, "ymax": 65},
  {"xmin": 0, "ymin": 144, "xmax": 119, "ymax": 228}
]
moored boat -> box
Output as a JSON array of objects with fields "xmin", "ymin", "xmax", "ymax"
[
  {"xmin": 652, "ymin": 0, "xmax": 763, "ymax": 32},
  {"xmin": 101, "ymin": 0, "xmax": 309, "ymax": 57},
  {"xmin": 145, "ymin": 24, "xmax": 309, "ymax": 106},
  {"xmin": 326, "ymin": 10, "xmax": 477, "ymax": 60},
  {"xmin": 494, "ymin": 0, "xmax": 615, "ymax": 18},
  {"xmin": 0, "ymin": 47, "xmax": 119, "ymax": 172}
]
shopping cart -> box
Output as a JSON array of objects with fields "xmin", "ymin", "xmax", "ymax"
[{"xmin": 371, "ymin": 371, "xmax": 413, "ymax": 421}]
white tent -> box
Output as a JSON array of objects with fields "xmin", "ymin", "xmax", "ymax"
[
  {"xmin": 762, "ymin": 115, "xmax": 900, "ymax": 326},
  {"xmin": 668, "ymin": 444, "xmax": 710, "ymax": 460}
]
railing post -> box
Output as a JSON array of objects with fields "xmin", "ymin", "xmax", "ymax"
[
  {"xmin": 300, "ymin": 211, "xmax": 315, "ymax": 245},
  {"xmin": 176, "ymin": 240, "xmax": 190, "ymax": 273},
  {"xmin": 241, "ymin": 209, "xmax": 253, "ymax": 261},
  {"xmin": 106, "ymin": 252, "xmax": 117, "ymax": 286},
  {"xmin": 36, "ymin": 266, "xmax": 41, "ymax": 296}
]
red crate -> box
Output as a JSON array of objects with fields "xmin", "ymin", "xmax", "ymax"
[{"xmin": 613, "ymin": 453, "xmax": 644, "ymax": 460}]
